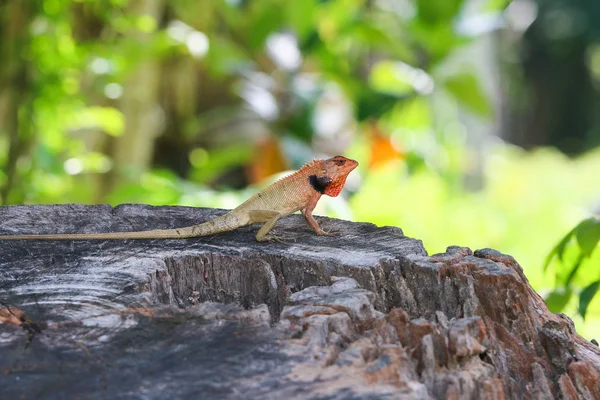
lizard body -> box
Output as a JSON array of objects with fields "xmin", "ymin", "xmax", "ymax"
[{"xmin": 0, "ymin": 156, "xmax": 358, "ymax": 242}]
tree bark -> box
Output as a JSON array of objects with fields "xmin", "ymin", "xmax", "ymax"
[{"xmin": 0, "ymin": 205, "xmax": 598, "ymax": 399}]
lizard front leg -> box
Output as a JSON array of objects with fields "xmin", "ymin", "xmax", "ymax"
[
  {"xmin": 248, "ymin": 210, "xmax": 284, "ymax": 242},
  {"xmin": 301, "ymin": 194, "xmax": 338, "ymax": 236}
]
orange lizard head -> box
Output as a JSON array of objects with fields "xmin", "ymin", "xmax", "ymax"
[{"xmin": 308, "ymin": 156, "xmax": 358, "ymax": 197}]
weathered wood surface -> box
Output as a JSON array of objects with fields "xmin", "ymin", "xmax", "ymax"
[{"xmin": 0, "ymin": 204, "xmax": 599, "ymax": 399}]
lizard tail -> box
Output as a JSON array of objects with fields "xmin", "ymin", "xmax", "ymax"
[{"xmin": 0, "ymin": 213, "xmax": 246, "ymax": 240}]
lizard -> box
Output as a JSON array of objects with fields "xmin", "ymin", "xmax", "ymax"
[{"xmin": 0, "ymin": 155, "xmax": 358, "ymax": 242}]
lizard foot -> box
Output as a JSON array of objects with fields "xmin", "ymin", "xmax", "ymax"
[
  {"xmin": 261, "ymin": 234, "xmax": 295, "ymax": 243},
  {"xmin": 316, "ymin": 228, "xmax": 340, "ymax": 237}
]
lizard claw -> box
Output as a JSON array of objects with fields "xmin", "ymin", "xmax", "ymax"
[
  {"xmin": 316, "ymin": 228, "xmax": 340, "ymax": 237},
  {"xmin": 262, "ymin": 234, "xmax": 295, "ymax": 243}
]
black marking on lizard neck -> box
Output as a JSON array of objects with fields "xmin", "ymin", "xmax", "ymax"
[{"xmin": 308, "ymin": 175, "xmax": 331, "ymax": 194}]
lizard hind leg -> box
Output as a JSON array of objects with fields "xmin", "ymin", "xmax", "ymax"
[{"xmin": 248, "ymin": 210, "xmax": 284, "ymax": 242}]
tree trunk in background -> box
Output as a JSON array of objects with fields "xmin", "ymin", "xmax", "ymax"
[
  {"xmin": 505, "ymin": 0, "xmax": 600, "ymax": 155},
  {"xmin": 0, "ymin": 0, "xmax": 35, "ymax": 205},
  {"xmin": 108, "ymin": 0, "xmax": 165, "ymax": 195}
]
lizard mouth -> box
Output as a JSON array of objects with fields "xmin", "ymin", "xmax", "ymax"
[{"xmin": 346, "ymin": 159, "xmax": 359, "ymax": 172}]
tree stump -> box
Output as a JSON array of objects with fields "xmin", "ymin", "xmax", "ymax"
[{"xmin": 1, "ymin": 204, "xmax": 599, "ymax": 399}]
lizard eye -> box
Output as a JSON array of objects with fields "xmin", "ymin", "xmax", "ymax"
[{"xmin": 334, "ymin": 158, "xmax": 345, "ymax": 166}]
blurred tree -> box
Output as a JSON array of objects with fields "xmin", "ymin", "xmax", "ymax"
[
  {"xmin": 0, "ymin": 0, "xmax": 36, "ymax": 205},
  {"xmin": 0, "ymin": 0, "xmax": 505, "ymax": 204},
  {"xmin": 505, "ymin": 0, "xmax": 600, "ymax": 154}
]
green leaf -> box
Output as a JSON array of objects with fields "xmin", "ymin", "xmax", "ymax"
[
  {"xmin": 543, "ymin": 226, "xmax": 576, "ymax": 271},
  {"xmin": 543, "ymin": 246, "xmax": 557, "ymax": 272},
  {"xmin": 578, "ymin": 281, "xmax": 600, "ymax": 319},
  {"xmin": 416, "ymin": 0, "xmax": 465, "ymax": 25},
  {"xmin": 188, "ymin": 145, "xmax": 253, "ymax": 184},
  {"xmin": 545, "ymin": 289, "xmax": 572, "ymax": 313},
  {"xmin": 483, "ymin": 0, "xmax": 513, "ymax": 12},
  {"xmin": 286, "ymin": 0, "xmax": 316, "ymax": 40},
  {"xmin": 356, "ymin": 89, "xmax": 403, "ymax": 122},
  {"xmin": 70, "ymin": 107, "xmax": 125, "ymax": 137},
  {"xmin": 444, "ymin": 72, "xmax": 493, "ymax": 118},
  {"xmin": 369, "ymin": 61, "xmax": 418, "ymax": 97},
  {"xmin": 575, "ymin": 217, "xmax": 600, "ymax": 258},
  {"xmin": 205, "ymin": 36, "xmax": 251, "ymax": 76},
  {"xmin": 247, "ymin": 0, "xmax": 282, "ymax": 50},
  {"xmin": 410, "ymin": 21, "xmax": 460, "ymax": 65},
  {"xmin": 564, "ymin": 254, "xmax": 585, "ymax": 287},
  {"xmin": 556, "ymin": 226, "xmax": 576, "ymax": 262},
  {"xmin": 392, "ymin": 97, "xmax": 432, "ymax": 129}
]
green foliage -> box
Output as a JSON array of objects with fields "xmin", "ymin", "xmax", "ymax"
[
  {"xmin": 579, "ymin": 281, "xmax": 600, "ymax": 320},
  {"xmin": 483, "ymin": 0, "xmax": 513, "ymax": 12},
  {"xmin": 545, "ymin": 288, "xmax": 572, "ymax": 314},
  {"xmin": 575, "ymin": 219, "xmax": 600, "ymax": 258},
  {"xmin": 1, "ymin": 0, "xmax": 497, "ymax": 205},
  {"xmin": 71, "ymin": 107, "xmax": 125, "ymax": 137},
  {"xmin": 188, "ymin": 145, "xmax": 254, "ymax": 184},
  {"xmin": 416, "ymin": 0, "xmax": 464, "ymax": 26},
  {"xmin": 544, "ymin": 217, "xmax": 600, "ymax": 320},
  {"xmin": 443, "ymin": 72, "xmax": 493, "ymax": 118}
]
